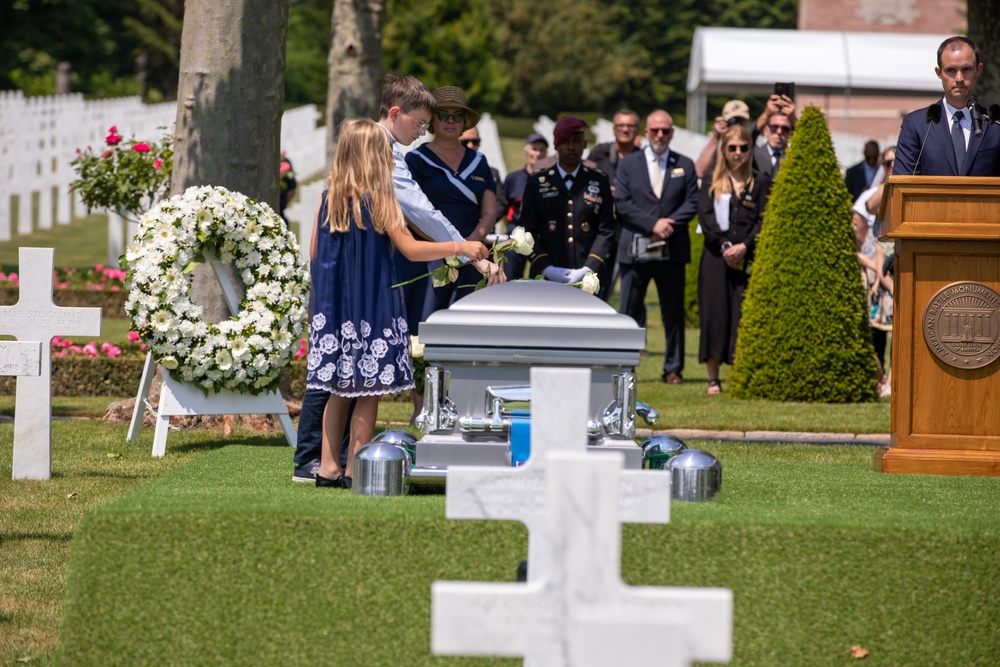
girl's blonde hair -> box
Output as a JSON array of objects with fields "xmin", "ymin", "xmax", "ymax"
[
  {"xmin": 325, "ymin": 118, "xmax": 405, "ymax": 234},
  {"xmin": 709, "ymin": 124, "xmax": 755, "ymax": 200}
]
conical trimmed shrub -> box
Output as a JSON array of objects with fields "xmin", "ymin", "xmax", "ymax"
[{"xmin": 730, "ymin": 106, "xmax": 878, "ymax": 402}]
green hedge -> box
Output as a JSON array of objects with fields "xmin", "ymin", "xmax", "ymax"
[
  {"xmin": 0, "ymin": 284, "xmax": 127, "ymax": 318},
  {"xmin": 731, "ymin": 107, "xmax": 877, "ymax": 402},
  {"xmin": 0, "ymin": 356, "xmax": 417, "ymax": 401},
  {"xmin": 686, "ymin": 225, "xmax": 703, "ymax": 327}
]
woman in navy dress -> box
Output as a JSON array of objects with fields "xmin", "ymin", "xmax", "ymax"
[
  {"xmin": 697, "ymin": 124, "xmax": 771, "ymax": 394},
  {"xmin": 405, "ymin": 86, "xmax": 496, "ymax": 311},
  {"xmin": 308, "ymin": 118, "xmax": 487, "ymax": 487}
]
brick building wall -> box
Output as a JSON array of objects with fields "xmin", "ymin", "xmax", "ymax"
[
  {"xmin": 796, "ymin": 0, "xmax": 966, "ymax": 140},
  {"xmin": 798, "ymin": 0, "xmax": 965, "ymax": 34}
]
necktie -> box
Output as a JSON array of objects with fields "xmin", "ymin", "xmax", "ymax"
[
  {"xmin": 772, "ymin": 150, "xmax": 783, "ymax": 174},
  {"xmin": 564, "ymin": 176, "xmax": 572, "ymax": 190},
  {"xmin": 952, "ymin": 110, "xmax": 967, "ymax": 173},
  {"xmin": 652, "ymin": 158, "xmax": 663, "ymax": 198}
]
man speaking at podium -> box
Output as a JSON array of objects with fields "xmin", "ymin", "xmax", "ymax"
[{"xmin": 894, "ymin": 36, "xmax": 1000, "ymax": 177}]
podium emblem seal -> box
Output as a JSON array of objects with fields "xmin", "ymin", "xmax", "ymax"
[{"xmin": 922, "ymin": 281, "xmax": 1000, "ymax": 369}]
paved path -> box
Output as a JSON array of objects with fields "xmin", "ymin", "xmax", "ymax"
[
  {"xmin": 637, "ymin": 428, "xmax": 890, "ymax": 447},
  {"xmin": 0, "ymin": 415, "xmax": 890, "ymax": 447}
]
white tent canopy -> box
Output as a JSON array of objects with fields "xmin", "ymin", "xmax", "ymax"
[{"xmin": 686, "ymin": 28, "xmax": 949, "ymax": 130}]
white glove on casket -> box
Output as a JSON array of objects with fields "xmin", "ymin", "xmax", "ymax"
[
  {"xmin": 542, "ymin": 266, "xmax": 572, "ymax": 283},
  {"xmin": 565, "ymin": 266, "xmax": 594, "ymax": 284}
]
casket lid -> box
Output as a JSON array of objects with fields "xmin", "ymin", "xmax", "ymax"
[{"xmin": 418, "ymin": 281, "xmax": 645, "ymax": 350}]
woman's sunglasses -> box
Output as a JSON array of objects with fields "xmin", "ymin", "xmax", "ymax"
[
  {"xmin": 726, "ymin": 143, "xmax": 750, "ymax": 153},
  {"xmin": 436, "ymin": 111, "xmax": 465, "ymax": 123}
]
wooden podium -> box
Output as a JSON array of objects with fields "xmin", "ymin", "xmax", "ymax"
[{"xmin": 875, "ymin": 176, "xmax": 1000, "ymax": 475}]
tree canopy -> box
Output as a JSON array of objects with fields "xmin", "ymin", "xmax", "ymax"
[{"xmin": 2, "ymin": 0, "xmax": 798, "ymax": 116}]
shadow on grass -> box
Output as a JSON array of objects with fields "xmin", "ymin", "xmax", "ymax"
[
  {"xmin": 163, "ymin": 434, "xmax": 289, "ymax": 455},
  {"xmin": 75, "ymin": 471, "xmax": 157, "ymax": 480},
  {"xmin": 1, "ymin": 531, "xmax": 73, "ymax": 543}
]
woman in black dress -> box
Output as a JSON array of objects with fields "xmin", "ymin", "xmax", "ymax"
[{"xmin": 697, "ymin": 124, "xmax": 771, "ymax": 394}]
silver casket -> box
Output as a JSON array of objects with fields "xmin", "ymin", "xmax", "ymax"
[{"xmin": 411, "ymin": 280, "xmax": 657, "ymax": 483}]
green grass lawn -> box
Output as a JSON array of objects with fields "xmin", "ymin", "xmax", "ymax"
[
  {"xmin": 1, "ymin": 196, "xmax": 891, "ymax": 431},
  {"xmin": 46, "ymin": 441, "xmax": 1000, "ymax": 667},
  {"xmin": 0, "ymin": 214, "xmax": 111, "ymax": 274},
  {"xmin": 0, "ymin": 323, "xmax": 891, "ymax": 432},
  {"xmin": 0, "ymin": 189, "xmax": 897, "ymax": 665}
]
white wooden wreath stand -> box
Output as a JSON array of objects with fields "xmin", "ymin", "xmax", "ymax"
[{"xmin": 126, "ymin": 250, "xmax": 297, "ymax": 456}]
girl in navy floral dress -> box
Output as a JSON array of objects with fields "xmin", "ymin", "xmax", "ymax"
[{"xmin": 309, "ymin": 118, "xmax": 486, "ymax": 487}]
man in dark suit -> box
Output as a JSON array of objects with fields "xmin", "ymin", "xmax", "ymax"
[
  {"xmin": 584, "ymin": 109, "xmax": 640, "ymax": 300},
  {"xmin": 754, "ymin": 112, "xmax": 793, "ymax": 179},
  {"xmin": 894, "ymin": 35, "xmax": 1000, "ymax": 177},
  {"xmin": 615, "ymin": 109, "xmax": 699, "ymax": 384},
  {"xmin": 587, "ymin": 109, "xmax": 641, "ymax": 189},
  {"xmin": 845, "ymin": 140, "xmax": 880, "ymax": 201},
  {"xmin": 519, "ymin": 116, "xmax": 616, "ymax": 295}
]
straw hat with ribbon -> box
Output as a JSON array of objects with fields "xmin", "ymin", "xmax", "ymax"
[{"xmin": 432, "ymin": 86, "xmax": 481, "ymax": 130}]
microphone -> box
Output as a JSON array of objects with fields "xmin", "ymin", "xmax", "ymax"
[
  {"xmin": 969, "ymin": 97, "xmax": 984, "ymax": 137},
  {"xmin": 912, "ymin": 103, "xmax": 942, "ymax": 175},
  {"xmin": 990, "ymin": 104, "xmax": 1000, "ymax": 125}
]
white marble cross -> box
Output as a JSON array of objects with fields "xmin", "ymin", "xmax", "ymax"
[
  {"xmin": 444, "ymin": 367, "xmax": 672, "ymax": 582},
  {"xmin": 0, "ymin": 248, "xmax": 101, "ymax": 480},
  {"xmin": 433, "ymin": 368, "xmax": 733, "ymax": 666},
  {"xmin": 0, "ymin": 341, "xmax": 42, "ymax": 377}
]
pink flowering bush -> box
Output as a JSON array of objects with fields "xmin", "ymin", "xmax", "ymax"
[
  {"xmin": 51, "ymin": 335, "xmax": 144, "ymax": 359},
  {"xmin": 1, "ymin": 265, "xmax": 126, "ymax": 292},
  {"xmin": 70, "ymin": 125, "xmax": 173, "ymax": 217},
  {"xmin": 1, "ymin": 336, "xmax": 370, "ymax": 399}
]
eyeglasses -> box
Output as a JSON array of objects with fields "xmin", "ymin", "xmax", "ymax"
[
  {"xmin": 402, "ymin": 110, "xmax": 430, "ymax": 134},
  {"xmin": 614, "ymin": 123, "xmax": 639, "ymax": 130},
  {"xmin": 647, "ymin": 127, "xmax": 674, "ymax": 136},
  {"xmin": 767, "ymin": 124, "xmax": 793, "ymax": 134},
  {"xmin": 461, "ymin": 138, "xmax": 481, "ymax": 148},
  {"xmin": 883, "ymin": 159, "xmax": 894, "ymax": 167},
  {"xmin": 726, "ymin": 143, "xmax": 750, "ymax": 153},
  {"xmin": 436, "ymin": 110, "xmax": 466, "ymax": 123}
]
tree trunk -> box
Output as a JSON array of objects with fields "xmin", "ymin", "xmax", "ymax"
[
  {"xmin": 325, "ymin": 0, "xmax": 385, "ymax": 164},
  {"xmin": 172, "ymin": 0, "xmax": 289, "ymax": 321},
  {"xmin": 969, "ymin": 0, "xmax": 1000, "ymax": 106}
]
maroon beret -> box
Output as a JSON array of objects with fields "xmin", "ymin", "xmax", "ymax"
[{"xmin": 553, "ymin": 116, "xmax": 589, "ymax": 147}]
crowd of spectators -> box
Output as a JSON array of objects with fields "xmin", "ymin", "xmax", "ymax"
[{"xmin": 405, "ymin": 89, "xmax": 805, "ymax": 393}]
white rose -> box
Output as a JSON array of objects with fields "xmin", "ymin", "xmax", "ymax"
[
  {"xmin": 580, "ymin": 271, "xmax": 600, "ymax": 295},
  {"xmin": 510, "ymin": 226, "xmax": 534, "ymax": 256},
  {"xmin": 410, "ymin": 335, "xmax": 425, "ymax": 359}
]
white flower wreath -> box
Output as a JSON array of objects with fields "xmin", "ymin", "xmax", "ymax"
[{"xmin": 123, "ymin": 185, "xmax": 311, "ymax": 395}]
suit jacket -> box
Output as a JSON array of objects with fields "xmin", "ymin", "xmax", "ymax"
[
  {"xmin": 698, "ymin": 172, "xmax": 772, "ymax": 257},
  {"xmin": 894, "ymin": 101, "xmax": 1000, "ymax": 176},
  {"xmin": 518, "ymin": 164, "xmax": 616, "ymax": 276},
  {"xmin": 614, "ymin": 148, "xmax": 698, "ymax": 265},
  {"xmin": 587, "ymin": 142, "xmax": 636, "ymax": 185},
  {"xmin": 844, "ymin": 161, "xmax": 873, "ymax": 202},
  {"xmin": 754, "ymin": 145, "xmax": 782, "ymax": 178}
]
